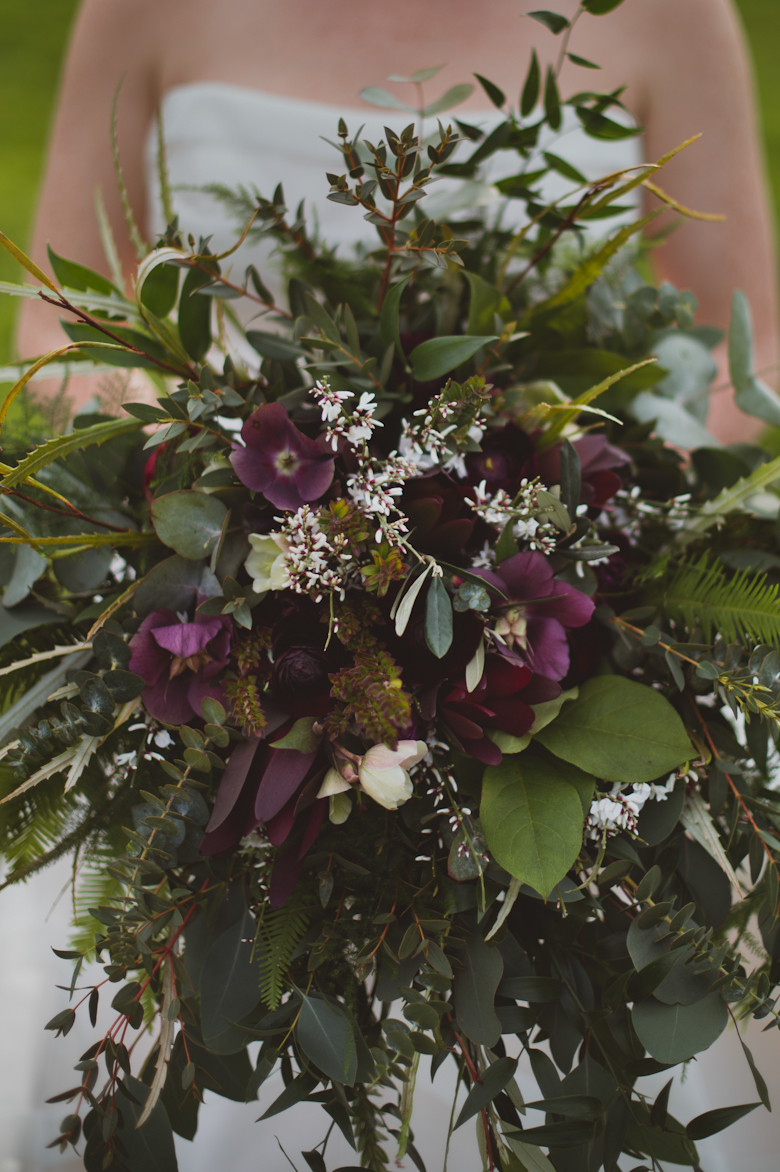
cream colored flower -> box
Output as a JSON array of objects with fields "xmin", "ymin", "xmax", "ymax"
[
  {"xmin": 358, "ymin": 740, "xmax": 427, "ymax": 810},
  {"xmin": 317, "ymin": 766, "xmax": 352, "ymax": 799},
  {"xmin": 245, "ymin": 532, "xmax": 290, "ymax": 594},
  {"xmin": 328, "ymin": 792, "xmax": 353, "ymax": 824}
]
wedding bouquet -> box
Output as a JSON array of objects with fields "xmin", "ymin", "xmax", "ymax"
[{"xmin": 2, "ymin": 3, "xmax": 780, "ymax": 1170}]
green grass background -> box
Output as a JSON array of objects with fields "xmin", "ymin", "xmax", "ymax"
[{"xmin": 0, "ymin": 0, "xmax": 778, "ymax": 365}]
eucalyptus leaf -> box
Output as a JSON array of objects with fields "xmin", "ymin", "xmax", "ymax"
[
  {"xmin": 631, "ymin": 993, "xmax": 727, "ymax": 1064},
  {"xmin": 200, "ymin": 908, "xmax": 263, "ymax": 1052},
  {"xmin": 297, "ymin": 994, "xmax": 358, "ymax": 1086},
  {"xmin": 454, "ymin": 1056, "xmax": 518, "ymax": 1129},
  {"xmin": 452, "ymin": 931, "xmax": 503, "ymax": 1047},
  {"xmin": 151, "ymin": 491, "xmax": 228, "ymax": 560}
]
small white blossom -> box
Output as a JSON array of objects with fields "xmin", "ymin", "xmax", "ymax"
[
  {"xmin": 153, "ymin": 730, "xmax": 175, "ymax": 749},
  {"xmin": 585, "ymin": 774, "xmax": 677, "ymax": 842}
]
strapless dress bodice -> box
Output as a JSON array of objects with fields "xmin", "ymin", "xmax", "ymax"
[{"xmin": 144, "ymin": 82, "xmax": 643, "ymax": 290}]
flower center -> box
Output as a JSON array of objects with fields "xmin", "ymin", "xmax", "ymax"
[
  {"xmin": 169, "ymin": 649, "xmax": 214, "ymax": 678},
  {"xmin": 275, "ymin": 449, "xmax": 300, "ymax": 475},
  {"xmin": 495, "ymin": 605, "xmax": 528, "ymax": 650}
]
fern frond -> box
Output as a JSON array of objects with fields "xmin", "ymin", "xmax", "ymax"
[
  {"xmin": 258, "ymin": 906, "xmax": 309, "ymax": 1010},
  {"xmin": 71, "ymin": 856, "xmax": 124, "ymax": 953},
  {"xmin": 658, "ymin": 556, "xmax": 780, "ymax": 644}
]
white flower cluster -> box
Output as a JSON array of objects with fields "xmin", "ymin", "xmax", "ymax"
[
  {"xmin": 398, "ymin": 403, "xmax": 484, "ymax": 478},
  {"xmin": 279, "ymin": 505, "xmax": 354, "ymax": 602},
  {"xmin": 466, "ymin": 477, "xmax": 558, "ymax": 554},
  {"xmin": 585, "ymin": 774, "xmax": 677, "ymax": 843},
  {"xmin": 346, "ymin": 453, "xmax": 417, "ymax": 545},
  {"xmin": 310, "ymin": 380, "xmax": 382, "ymax": 450}
]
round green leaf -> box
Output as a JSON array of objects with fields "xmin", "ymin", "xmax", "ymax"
[
  {"xmin": 134, "ymin": 554, "xmax": 220, "ymax": 617},
  {"xmin": 481, "ymin": 755, "xmax": 591, "ymax": 898},
  {"xmin": 151, "ymin": 491, "xmax": 228, "ymax": 561},
  {"xmin": 536, "ymin": 675, "xmax": 692, "ymax": 783},
  {"xmin": 410, "ymin": 335, "xmax": 498, "ymax": 382},
  {"xmin": 631, "ymin": 993, "xmax": 727, "ymax": 1064}
]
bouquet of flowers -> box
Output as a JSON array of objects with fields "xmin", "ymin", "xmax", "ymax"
[{"xmin": 2, "ymin": 4, "xmax": 780, "ymax": 1169}]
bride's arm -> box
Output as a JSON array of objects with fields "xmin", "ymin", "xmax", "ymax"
[
  {"xmin": 16, "ymin": 0, "xmax": 161, "ymax": 408},
  {"xmin": 631, "ymin": 0, "xmax": 779, "ymax": 443}
]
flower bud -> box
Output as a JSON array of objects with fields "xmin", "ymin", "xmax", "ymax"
[{"xmin": 358, "ymin": 740, "xmax": 427, "ymax": 810}]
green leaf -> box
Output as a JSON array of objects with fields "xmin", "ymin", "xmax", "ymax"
[
  {"xmin": 61, "ymin": 320, "xmax": 167, "ymax": 369},
  {"xmin": 246, "ymin": 329, "xmax": 305, "ymax": 362},
  {"xmin": 134, "ymin": 554, "xmax": 219, "ymax": 617},
  {"xmin": 47, "ymin": 244, "xmax": 116, "ymax": 295},
  {"xmin": 657, "ymin": 555, "xmax": 780, "ymax": 645},
  {"xmin": 141, "ymin": 263, "xmax": 180, "ymax": 318},
  {"xmin": 543, "ymin": 151, "xmax": 587, "ymax": 184},
  {"xmin": 464, "ymin": 272, "xmax": 511, "ymax": 337},
  {"xmin": 200, "ymin": 908, "xmax": 263, "ymax": 1052},
  {"xmin": 729, "ymin": 291, "xmax": 780, "ymax": 425},
  {"xmin": 358, "ymin": 87, "xmax": 413, "ymax": 111},
  {"xmin": 544, "ymin": 67, "xmax": 561, "ymax": 131},
  {"xmin": 527, "ymin": 10, "xmax": 569, "ymax": 34},
  {"xmin": 454, "ymin": 1056, "xmax": 518, "ymax": 1129},
  {"xmin": 473, "ymin": 74, "xmax": 506, "ymax": 109},
  {"xmin": 379, "ymin": 274, "xmax": 413, "ymax": 357},
  {"xmin": 297, "ymin": 994, "xmax": 358, "ymax": 1086},
  {"xmin": 521, "ymin": 50, "xmax": 541, "ymax": 117},
  {"xmin": 151, "ymin": 491, "xmax": 228, "ymax": 560},
  {"xmin": 631, "ymin": 993, "xmax": 728, "ymax": 1064},
  {"xmin": 83, "ymin": 1076, "xmax": 178, "ymax": 1172},
  {"xmin": 576, "ymin": 106, "xmax": 640, "ymax": 141},
  {"xmin": 504, "ymin": 1139, "xmax": 556, "ymax": 1172},
  {"xmin": 481, "ymin": 755, "xmax": 590, "ymax": 897},
  {"xmin": 567, "ymin": 52, "xmax": 601, "ymax": 69},
  {"xmin": 582, "ymin": 0, "xmax": 626, "ymax": 11},
  {"xmin": 410, "ymin": 335, "xmax": 498, "ymax": 381},
  {"xmin": 536, "ymin": 675, "xmax": 692, "ymax": 784},
  {"xmin": 424, "ymin": 575, "xmax": 453, "ymax": 658},
  {"xmin": 0, "ymin": 416, "xmax": 143, "ymax": 488},
  {"xmin": 423, "ymin": 84, "xmax": 474, "ymax": 117},
  {"xmin": 258, "ymin": 1071, "xmax": 318, "ymax": 1120},
  {"xmin": 178, "ymin": 265, "xmax": 213, "ymax": 362},
  {"xmin": 678, "ymin": 450, "xmax": 780, "ymax": 546},
  {"xmin": 452, "ymin": 932, "xmax": 503, "ymax": 1047},
  {"xmin": 272, "ymin": 717, "xmax": 323, "ymax": 753},
  {"xmin": 685, "ymin": 1102, "xmax": 760, "ymax": 1141}
]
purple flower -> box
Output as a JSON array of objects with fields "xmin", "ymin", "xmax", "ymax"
[
  {"xmin": 231, "ymin": 402, "xmax": 335, "ymax": 510},
  {"xmin": 129, "ymin": 608, "xmax": 232, "ymax": 724},
  {"xmin": 475, "ymin": 551, "xmax": 594, "ymax": 681}
]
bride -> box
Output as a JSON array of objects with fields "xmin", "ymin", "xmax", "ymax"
[{"xmin": 4, "ymin": 1, "xmax": 780, "ymax": 1169}]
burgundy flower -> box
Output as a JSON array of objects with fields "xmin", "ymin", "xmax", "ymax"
[
  {"xmin": 129, "ymin": 608, "xmax": 232, "ymax": 724},
  {"xmin": 464, "ymin": 422, "xmax": 535, "ymax": 491},
  {"xmin": 475, "ymin": 551, "xmax": 594, "ymax": 681},
  {"xmin": 231, "ymin": 402, "xmax": 334, "ymax": 510},
  {"xmin": 402, "ymin": 476, "xmax": 475, "ymax": 559},
  {"xmin": 440, "ymin": 656, "xmax": 561, "ymax": 765},
  {"xmin": 538, "ymin": 435, "xmax": 630, "ymax": 509}
]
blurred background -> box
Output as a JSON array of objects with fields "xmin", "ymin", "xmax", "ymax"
[{"xmin": 0, "ymin": 0, "xmax": 779, "ymax": 370}]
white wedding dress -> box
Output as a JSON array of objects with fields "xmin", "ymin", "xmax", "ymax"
[{"xmin": 2, "ymin": 84, "xmax": 779, "ymax": 1172}]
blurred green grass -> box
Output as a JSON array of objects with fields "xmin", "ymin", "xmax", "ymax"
[{"xmin": 0, "ymin": 0, "xmax": 777, "ymax": 366}]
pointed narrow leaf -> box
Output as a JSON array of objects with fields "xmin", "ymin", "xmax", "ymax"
[
  {"xmin": 527, "ymin": 10, "xmax": 570, "ymax": 34},
  {"xmin": 454, "ymin": 1056, "xmax": 518, "ymax": 1129},
  {"xmin": 380, "ymin": 274, "xmax": 412, "ymax": 356},
  {"xmin": 423, "ymin": 84, "xmax": 474, "ymax": 117},
  {"xmin": 395, "ymin": 565, "xmax": 431, "ymax": 635},
  {"xmin": 359, "ymin": 87, "xmax": 413, "ymax": 111},
  {"xmin": 297, "ymin": 994, "xmax": 358, "ymax": 1086},
  {"xmin": 424, "ymin": 575, "xmax": 453, "ymax": 658},
  {"xmin": 521, "ymin": 50, "xmax": 541, "ymax": 117},
  {"xmin": 686, "ymin": 1103, "xmax": 760, "ymax": 1141},
  {"xmin": 410, "ymin": 335, "xmax": 498, "ymax": 381},
  {"xmin": 473, "ymin": 74, "xmax": 506, "ymax": 109}
]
